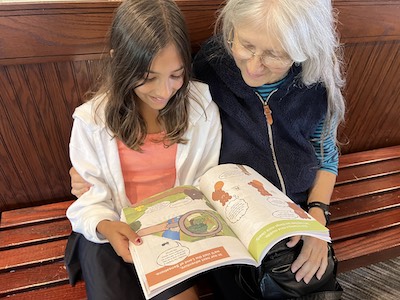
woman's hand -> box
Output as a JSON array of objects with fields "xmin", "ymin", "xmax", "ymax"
[
  {"xmin": 287, "ymin": 170, "xmax": 334, "ymax": 283},
  {"xmin": 287, "ymin": 235, "xmax": 328, "ymax": 284},
  {"xmin": 97, "ymin": 220, "xmax": 143, "ymax": 263},
  {"xmin": 69, "ymin": 167, "xmax": 92, "ymax": 198}
]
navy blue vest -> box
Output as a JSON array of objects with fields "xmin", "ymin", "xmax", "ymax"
[{"xmin": 193, "ymin": 37, "xmax": 327, "ymax": 204}]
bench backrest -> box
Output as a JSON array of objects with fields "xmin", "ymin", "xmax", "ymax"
[{"xmin": 0, "ymin": 0, "xmax": 399, "ymax": 212}]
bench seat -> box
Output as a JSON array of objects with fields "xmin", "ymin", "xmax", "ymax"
[
  {"xmin": 1, "ymin": 145, "xmax": 399, "ymax": 298},
  {"xmin": 0, "ymin": 201, "xmax": 80, "ymax": 298},
  {"xmin": 329, "ymin": 145, "xmax": 400, "ymax": 272}
]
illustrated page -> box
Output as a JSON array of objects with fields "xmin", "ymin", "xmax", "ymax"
[
  {"xmin": 122, "ymin": 185, "xmax": 255, "ymax": 298},
  {"xmin": 199, "ymin": 164, "xmax": 330, "ymax": 263}
]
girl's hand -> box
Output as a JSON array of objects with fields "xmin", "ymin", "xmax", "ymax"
[
  {"xmin": 69, "ymin": 167, "xmax": 92, "ymax": 198},
  {"xmin": 287, "ymin": 235, "xmax": 328, "ymax": 284},
  {"xmin": 97, "ymin": 220, "xmax": 143, "ymax": 263}
]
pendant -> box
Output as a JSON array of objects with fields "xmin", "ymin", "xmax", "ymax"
[{"xmin": 264, "ymin": 104, "xmax": 273, "ymax": 125}]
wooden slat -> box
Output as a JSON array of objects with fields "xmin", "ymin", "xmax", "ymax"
[
  {"xmin": 332, "ymin": 173, "xmax": 400, "ymax": 202},
  {"xmin": 336, "ymin": 157, "xmax": 400, "ymax": 185},
  {"xmin": 4, "ymin": 281, "xmax": 86, "ymax": 300},
  {"xmin": 329, "ymin": 208, "xmax": 400, "ymax": 241},
  {"xmin": 338, "ymin": 145, "xmax": 400, "ymax": 168},
  {"xmin": 0, "ymin": 261, "xmax": 69, "ymax": 297},
  {"xmin": 0, "ymin": 200, "xmax": 73, "ymax": 229},
  {"xmin": 330, "ymin": 189, "xmax": 400, "ymax": 221},
  {"xmin": 0, "ymin": 239, "xmax": 66, "ymax": 272},
  {"xmin": 0, "ymin": 219, "xmax": 71, "ymax": 250},
  {"xmin": 332, "ymin": 226, "xmax": 400, "ymax": 273}
]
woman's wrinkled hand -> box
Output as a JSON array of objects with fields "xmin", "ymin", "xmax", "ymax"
[{"xmin": 287, "ymin": 235, "xmax": 328, "ymax": 284}]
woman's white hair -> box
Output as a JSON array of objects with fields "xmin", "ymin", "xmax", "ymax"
[{"xmin": 216, "ymin": 0, "xmax": 346, "ymax": 139}]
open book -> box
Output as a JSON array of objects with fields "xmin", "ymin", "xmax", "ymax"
[{"xmin": 121, "ymin": 164, "xmax": 330, "ymax": 299}]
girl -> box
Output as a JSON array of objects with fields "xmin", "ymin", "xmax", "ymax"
[{"xmin": 65, "ymin": 0, "xmax": 221, "ymax": 299}]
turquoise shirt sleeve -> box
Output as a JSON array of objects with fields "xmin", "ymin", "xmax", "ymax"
[{"xmin": 310, "ymin": 119, "xmax": 339, "ymax": 175}]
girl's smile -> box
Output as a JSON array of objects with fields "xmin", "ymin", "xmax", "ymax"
[{"xmin": 135, "ymin": 43, "xmax": 184, "ymax": 112}]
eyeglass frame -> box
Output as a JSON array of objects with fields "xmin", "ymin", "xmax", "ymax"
[{"xmin": 227, "ymin": 31, "xmax": 293, "ymax": 68}]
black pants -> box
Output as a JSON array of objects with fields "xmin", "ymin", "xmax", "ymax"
[
  {"xmin": 209, "ymin": 266, "xmax": 254, "ymax": 300},
  {"xmin": 64, "ymin": 232, "xmax": 193, "ymax": 300}
]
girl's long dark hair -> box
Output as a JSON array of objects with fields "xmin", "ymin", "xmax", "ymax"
[{"xmin": 96, "ymin": 0, "xmax": 192, "ymax": 150}]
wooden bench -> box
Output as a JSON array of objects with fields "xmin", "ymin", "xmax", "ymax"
[
  {"xmin": 0, "ymin": 201, "xmax": 212, "ymax": 299},
  {"xmin": 0, "ymin": 200, "xmax": 85, "ymax": 299},
  {"xmin": 1, "ymin": 145, "xmax": 399, "ymax": 299},
  {"xmin": 329, "ymin": 145, "xmax": 400, "ymax": 273}
]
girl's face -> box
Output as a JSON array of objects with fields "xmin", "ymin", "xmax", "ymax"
[
  {"xmin": 135, "ymin": 43, "xmax": 184, "ymax": 114},
  {"xmin": 230, "ymin": 24, "xmax": 293, "ymax": 87}
]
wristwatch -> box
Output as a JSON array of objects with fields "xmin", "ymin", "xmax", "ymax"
[{"xmin": 308, "ymin": 201, "xmax": 331, "ymax": 225}]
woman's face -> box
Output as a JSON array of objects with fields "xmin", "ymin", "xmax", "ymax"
[
  {"xmin": 230, "ymin": 24, "xmax": 293, "ymax": 87},
  {"xmin": 135, "ymin": 43, "xmax": 184, "ymax": 114}
]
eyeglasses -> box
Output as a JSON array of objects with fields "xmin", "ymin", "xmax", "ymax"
[{"xmin": 227, "ymin": 36, "xmax": 293, "ymax": 68}]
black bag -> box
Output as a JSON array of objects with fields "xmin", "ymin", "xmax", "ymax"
[{"xmin": 236, "ymin": 239, "xmax": 343, "ymax": 300}]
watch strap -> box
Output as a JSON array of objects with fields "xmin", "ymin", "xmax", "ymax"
[{"xmin": 308, "ymin": 201, "xmax": 331, "ymax": 225}]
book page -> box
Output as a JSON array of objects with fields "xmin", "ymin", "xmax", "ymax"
[
  {"xmin": 199, "ymin": 164, "xmax": 331, "ymax": 263},
  {"xmin": 121, "ymin": 185, "xmax": 256, "ymax": 299}
]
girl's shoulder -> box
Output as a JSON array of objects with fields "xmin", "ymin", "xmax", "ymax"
[
  {"xmin": 187, "ymin": 80, "xmax": 219, "ymax": 123},
  {"xmin": 187, "ymin": 80, "xmax": 217, "ymax": 109},
  {"xmin": 188, "ymin": 81, "xmax": 211, "ymax": 100},
  {"xmin": 72, "ymin": 93, "xmax": 108, "ymax": 128}
]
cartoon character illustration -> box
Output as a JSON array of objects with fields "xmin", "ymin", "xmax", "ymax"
[
  {"xmin": 248, "ymin": 179, "xmax": 272, "ymax": 196},
  {"xmin": 162, "ymin": 216, "xmax": 181, "ymax": 240},
  {"xmin": 212, "ymin": 181, "xmax": 232, "ymax": 206},
  {"xmin": 179, "ymin": 210, "xmax": 223, "ymax": 237},
  {"xmin": 136, "ymin": 210, "xmax": 224, "ymax": 241}
]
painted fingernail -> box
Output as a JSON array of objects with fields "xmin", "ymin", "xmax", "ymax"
[{"xmin": 135, "ymin": 237, "xmax": 142, "ymax": 245}]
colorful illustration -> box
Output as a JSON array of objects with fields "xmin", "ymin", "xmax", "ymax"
[
  {"xmin": 137, "ymin": 210, "xmax": 224, "ymax": 241},
  {"xmin": 248, "ymin": 179, "xmax": 272, "ymax": 196},
  {"xmin": 212, "ymin": 181, "xmax": 232, "ymax": 206},
  {"xmin": 136, "ymin": 216, "xmax": 181, "ymax": 240},
  {"xmin": 287, "ymin": 202, "xmax": 311, "ymax": 219},
  {"xmin": 180, "ymin": 210, "xmax": 223, "ymax": 237},
  {"xmin": 210, "ymin": 175, "xmax": 312, "ymax": 222},
  {"xmin": 124, "ymin": 186, "xmax": 236, "ymax": 243}
]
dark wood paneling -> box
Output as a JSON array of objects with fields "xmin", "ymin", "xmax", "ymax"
[
  {"xmin": 334, "ymin": 0, "xmax": 400, "ymax": 153},
  {"xmin": 339, "ymin": 41, "xmax": 400, "ymax": 152},
  {"xmin": 0, "ymin": 0, "xmax": 222, "ymax": 65},
  {"xmin": 335, "ymin": 0, "xmax": 400, "ymax": 43},
  {"xmin": 0, "ymin": 61, "xmax": 95, "ymax": 211}
]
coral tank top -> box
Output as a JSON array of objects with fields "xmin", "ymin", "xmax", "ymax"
[{"xmin": 117, "ymin": 132, "xmax": 177, "ymax": 204}]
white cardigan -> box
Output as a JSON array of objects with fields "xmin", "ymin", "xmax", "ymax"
[{"xmin": 67, "ymin": 81, "xmax": 221, "ymax": 243}]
